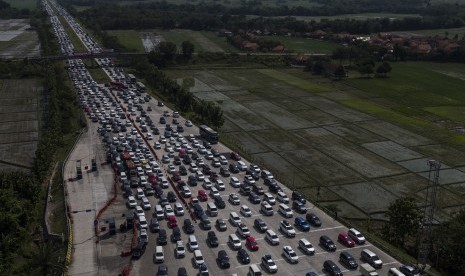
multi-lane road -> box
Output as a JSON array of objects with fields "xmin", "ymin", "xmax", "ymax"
[{"xmin": 44, "ymin": 0, "xmax": 405, "ymax": 275}]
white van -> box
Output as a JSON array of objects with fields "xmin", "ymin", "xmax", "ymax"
[
  {"xmin": 188, "ymin": 234, "xmax": 198, "ymax": 251},
  {"xmin": 248, "ymin": 264, "xmax": 262, "ymax": 276},
  {"xmin": 229, "ymin": 212, "xmax": 241, "ymax": 226},
  {"xmin": 136, "ymin": 188, "xmax": 144, "ymax": 199},
  {"xmin": 138, "ymin": 215, "xmax": 148, "ymax": 230},
  {"xmin": 388, "ymin": 268, "xmax": 406, "ymax": 276},
  {"xmin": 153, "ymin": 245, "xmax": 164, "ymax": 263},
  {"xmin": 260, "ymin": 201, "xmax": 274, "ymax": 216},
  {"xmin": 278, "ymin": 203, "xmax": 293, "ymax": 218},
  {"xmin": 265, "ymin": 229, "xmax": 279, "ymax": 245},
  {"xmin": 155, "ymin": 204, "xmax": 164, "ymax": 220},
  {"xmin": 228, "ymin": 233, "xmax": 241, "ymax": 250},
  {"xmin": 207, "ymin": 202, "xmax": 218, "ymax": 217},
  {"xmin": 210, "ymin": 187, "xmax": 220, "ymax": 197}
]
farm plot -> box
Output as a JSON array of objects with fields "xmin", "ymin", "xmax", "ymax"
[
  {"xmin": 0, "ymin": 79, "xmax": 39, "ymax": 171},
  {"xmin": 0, "ymin": 19, "xmax": 40, "ymax": 58},
  {"xmin": 168, "ymin": 67, "xmax": 465, "ymax": 220}
]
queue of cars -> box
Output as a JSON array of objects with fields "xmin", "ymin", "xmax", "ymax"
[{"xmin": 45, "ymin": 1, "xmax": 416, "ymax": 275}]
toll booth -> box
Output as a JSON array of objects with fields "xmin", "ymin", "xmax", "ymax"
[
  {"xmin": 76, "ymin": 160, "xmax": 82, "ymax": 180},
  {"xmin": 106, "ymin": 217, "xmax": 116, "ymax": 235},
  {"xmin": 91, "ymin": 158, "xmax": 97, "ymax": 171}
]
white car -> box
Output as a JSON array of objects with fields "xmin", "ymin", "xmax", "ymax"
[
  {"xmin": 174, "ymin": 202, "xmax": 185, "ymax": 216},
  {"xmin": 175, "ymin": 240, "xmax": 185, "ymax": 258},
  {"xmin": 264, "ymin": 193, "xmax": 276, "ymax": 205},
  {"xmin": 237, "ymin": 161, "xmax": 247, "ymax": 171},
  {"xmin": 154, "ymin": 246, "xmax": 164, "ymax": 263},
  {"xmin": 229, "ymin": 193, "xmax": 240, "ymax": 205},
  {"xmin": 193, "ymin": 250, "xmax": 204, "ymax": 267},
  {"xmin": 240, "ymin": 205, "xmax": 252, "ymax": 217},
  {"xmin": 277, "ymin": 191, "xmax": 290, "ymax": 204},
  {"xmin": 236, "ymin": 223, "xmax": 250, "ymax": 238},
  {"xmin": 219, "ymin": 155, "xmax": 228, "ymax": 165},
  {"xmin": 127, "ymin": 196, "xmax": 137, "ymax": 209},
  {"xmin": 185, "ymin": 120, "xmax": 193, "ymax": 127},
  {"xmin": 164, "ymin": 205, "xmax": 175, "ymax": 218},
  {"xmin": 154, "ymin": 141, "xmax": 161, "ymax": 149},
  {"xmin": 283, "ymin": 246, "xmax": 298, "ymax": 264},
  {"xmin": 215, "ymin": 179, "xmax": 225, "ymax": 191},
  {"xmin": 298, "ymin": 238, "xmax": 315, "ymax": 255},
  {"xmin": 280, "ymin": 220, "xmax": 296, "ymax": 238},
  {"xmin": 139, "ymin": 228, "xmax": 148, "ymax": 244},
  {"xmin": 181, "ymin": 186, "xmax": 192, "ymax": 198},
  {"xmin": 261, "ymin": 254, "xmax": 278, "ymax": 273},
  {"xmin": 202, "ymin": 179, "xmax": 212, "ymax": 190},
  {"xmin": 229, "ymin": 176, "xmax": 241, "ymax": 188}
]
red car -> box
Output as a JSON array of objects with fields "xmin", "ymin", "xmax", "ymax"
[
  {"xmin": 172, "ymin": 171, "xmax": 181, "ymax": 182},
  {"xmin": 230, "ymin": 152, "xmax": 241, "ymax": 161},
  {"xmin": 167, "ymin": 215, "xmax": 177, "ymax": 228},
  {"xmin": 198, "ymin": 190, "xmax": 208, "ymax": 201},
  {"xmin": 338, "ymin": 233, "xmax": 355, "ymax": 248},
  {"xmin": 246, "ymin": 236, "xmax": 259, "ymax": 251},
  {"xmin": 147, "ymin": 173, "xmax": 157, "ymax": 184}
]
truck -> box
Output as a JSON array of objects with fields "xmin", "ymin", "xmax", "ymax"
[{"xmin": 360, "ymin": 263, "xmax": 379, "ymax": 276}]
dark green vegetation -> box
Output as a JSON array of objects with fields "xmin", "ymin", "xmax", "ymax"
[
  {"xmin": 0, "ymin": 8, "xmax": 85, "ymax": 275},
  {"xmin": 0, "ymin": 0, "xmax": 32, "ymax": 18}
]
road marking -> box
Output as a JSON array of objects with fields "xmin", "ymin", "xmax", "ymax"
[
  {"xmin": 314, "ymin": 243, "xmax": 372, "ymax": 255},
  {"xmin": 310, "ymin": 225, "xmax": 345, "ymax": 232}
]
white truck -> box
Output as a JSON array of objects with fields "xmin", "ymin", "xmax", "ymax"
[{"xmin": 360, "ymin": 263, "xmax": 379, "ymax": 276}]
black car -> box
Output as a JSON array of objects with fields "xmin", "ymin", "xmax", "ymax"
[
  {"xmin": 191, "ymin": 153, "xmax": 199, "ymax": 161},
  {"xmin": 217, "ymin": 250, "xmax": 230, "ymax": 269},
  {"xmin": 254, "ymin": 218, "xmax": 268, "ymax": 233},
  {"xmin": 323, "ymin": 260, "xmax": 342, "ymax": 276},
  {"xmin": 203, "ymin": 165, "xmax": 212, "ymax": 175},
  {"xmin": 132, "ymin": 240, "xmax": 147, "ymax": 259},
  {"xmin": 229, "ymin": 163, "xmax": 240, "ymax": 174},
  {"xmin": 399, "ymin": 265, "xmax": 421, "ymax": 276},
  {"xmin": 240, "ymin": 184, "xmax": 251, "ymax": 196},
  {"xmin": 306, "ymin": 213, "xmax": 322, "ymax": 227},
  {"xmin": 157, "ymin": 264, "xmax": 168, "ymax": 276},
  {"xmin": 203, "ymin": 141, "xmax": 211, "ymax": 149},
  {"xmin": 214, "ymin": 195, "xmax": 226, "ymax": 209},
  {"xmin": 207, "ymin": 231, "xmax": 219, "ymax": 247},
  {"xmin": 167, "ymin": 191, "xmax": 177, "ymax": 203},
  {"xmin": 177, "ymin": 267, "xmax": 188, "ymax": 276},
  {"xmin": 179, "ymin": 165, "xmax": 187, "ymax": 175},
  {"xmin": 268, "ymin": 183, "xmax": 282, "ymax": 193},
  {"xmin": 339, "ymin": 251, "xmax": 358, "ymax": 269},
  {"xmin": 150, "ymin": 218, "xmax": 160, "ymax": 233},
  {"xmin": 220, "ymin": 166, "xmax": 230, "ymax": 177},
  {"xmin": 249, "ymin": 192, "xmax": 261, "ymax": 204},
  {"xmin": 157, "ymin": 229, "xmax": 167, "ymax": 245},
  {"xmin": 183, "ymin": 218, "xmax": 195, "ymax": 234},
  {"xmin": 159, "ymin": 117, "xmax": 166, "ymax": 124},
  {"xmin": 173, "ymin": 156, "xmax": 182, "ymax": 165},
  {"xmin": 264, "ymin": 178, "xmax": 277, "ymax": 186},
  {"xmin": 246, "ymin": 169, "xmax": 260, "ymax": 180},
  {"xmin": 188, "ymin": 175, "xmax": 197, "ymax": 186},
  {"xmin": 237, "ymin": 248, "xmax": 250, "ymax": 264},
  {"xmin": 183, "ymin": 155, "xmax": 192, "ymax": 165},
  {"xmin": 292, "ymin": 201, "xmax": 307, "ymax": 214},
  {"xmin": 252, "ymin": 184, "xmax": 265, "ymax": 195},
  {"xmin": 171, "ymin": 227, "xmax": 181, "ymax": 242},
  {"xmin": 200, "ymin": 214, "xmax": 211, "ymax": 230},
  {"xmin": 292, "ymin": 191, "xmax": 306, "ymax": 204},
  {"xmin": 211, "ymin": 148, "xmax": 220, "ymax": 156},
  {"xmin": 216, "ymin": 219, "xmax": 227, "ymax": 232},
  {"xmin": 159, "ymin": 195, "xmax": 168, "ymax": 207},
  {"xmin": 320, "ymin": 235, "xmax": 336, "ymax": 252}
]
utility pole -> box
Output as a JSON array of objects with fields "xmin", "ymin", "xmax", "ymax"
[{"xmin": 417, "ymin": 160, "xmax": 441, "ymax": 271}]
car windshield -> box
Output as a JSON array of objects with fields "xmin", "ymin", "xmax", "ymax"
[
  {"xmin": 196, "ymin": 256, "xmax": 203, "ymax": 261},
  {"xmin": 289, "ymin": 251, "xmax": 296, "ymax": 257}
]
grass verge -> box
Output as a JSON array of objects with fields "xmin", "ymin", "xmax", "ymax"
[{"xmin": 57, "ymin": 15, "xmax": 87, "ymax": 52}]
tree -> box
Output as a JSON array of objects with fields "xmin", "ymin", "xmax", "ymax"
[
  {"xmin": 375, "ymin": 61, "xmax": 392, "ymax": 77},
  {"xmin": 312, "ymin": 61, "xmax": 325, "ymax": 75},
  {"xmin": 383, "ymin": 197, "xmax": 422, "ymax": 247},
  {"xmin": 26, "ymin": 241, "xmax": 65, "ymax": 276},
  {"xmin": 432, "ymin": 208, "xmax": 465, "ymax": 274},
  {"xmin": 181, "ymin": 41, "xmax": 195, "ymax": 59},
  {"xmin": 333, "ymin": 65, "xmax": 347, "ymax": 80}
]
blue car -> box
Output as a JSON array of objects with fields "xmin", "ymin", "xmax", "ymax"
[{"xmin": 295, "ymin": 217, "xmax": 310, "ymax": 231}]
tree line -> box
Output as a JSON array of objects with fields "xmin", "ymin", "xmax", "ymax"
[
  {"xmin": 0, "ymin": 0, "xmax": 32, "ymax": 18},
  {"xmin": 0, "ymin": 9, "xmax": 84, "ymax": 275},
  {"xmin": 63, "ymin": 1, "xmax": 465, "ymax": 35}
]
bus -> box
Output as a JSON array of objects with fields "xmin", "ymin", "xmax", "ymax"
[{"xmin": 199, "ymin": 125, "xmax": 219, "ymax": 144}]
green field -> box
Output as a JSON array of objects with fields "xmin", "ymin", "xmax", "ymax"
[
  {"xmin": 4, "ymin": 0, "xmax": 37, "ymax": 10},
  {"xmin": 407, "ymin": 27, "xmax": 465, "ymax": 38},
  {"xmin": 258, "ymin": 69, "xmax": 328, "ymax": 92},
  {"xmin": 107, "ymin": 30, "xmax": 145, "ymax": 51},
  {"xmin": 267, "ymin": 36, "xmax": 340, "ymax": 53},
  {"xmin": 345, "ymin": 62, "xmax": 465, "ymax": 108}
]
